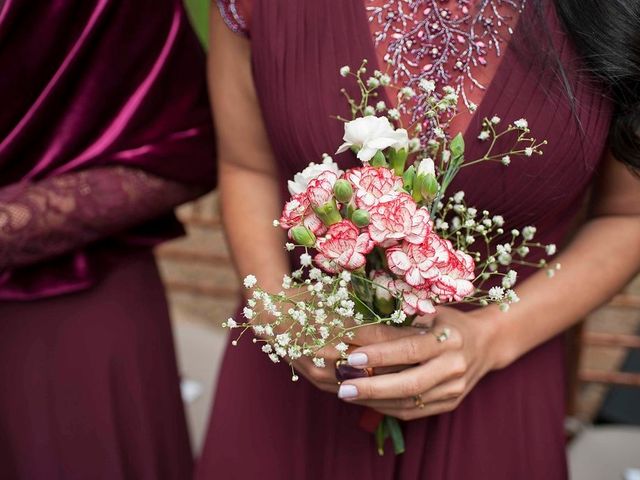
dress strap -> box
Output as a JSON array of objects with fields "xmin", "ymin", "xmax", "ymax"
[{"xmin": 216, "ymin": 0, "xmax": 250, "ymax": 37}]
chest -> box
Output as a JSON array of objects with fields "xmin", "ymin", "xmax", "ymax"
[{"xmin": 248, "ymin": 0, "xmax": 612, "ymax": 227}]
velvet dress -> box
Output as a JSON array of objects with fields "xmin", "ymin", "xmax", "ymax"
[
  {"xmin": 198, "ymin": 0, "xmax": 612, "ymax": 478},
  {"xmin": 0, "ymin": 1, "xmax": 214, "ymax": 478}
]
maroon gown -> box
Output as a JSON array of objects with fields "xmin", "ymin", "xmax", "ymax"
[
  {"xmin": 0, "ymin": 0, "xmax": 214, "ymax": 478},
  {"xmin": 198, "ymin": 0, "xmax": 612, "ymax": 478}
]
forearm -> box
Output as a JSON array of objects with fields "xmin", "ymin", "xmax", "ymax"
[
  {"xmin": 0, "ymin": 166, "xmax": 206, "ymax": 269},
  {"xmin": 220, "ymin": 161, "xmax": 289, "ymax": 296},
  {"xmin": 484, "ymin": 214, "xmax": 640, "ymax": 369}
]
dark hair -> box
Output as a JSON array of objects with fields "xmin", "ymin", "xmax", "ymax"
[{"xmin": 551, "ymin": 0, "xmax": 640, "ymax": 171}]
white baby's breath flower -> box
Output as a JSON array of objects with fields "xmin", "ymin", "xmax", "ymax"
[
  {"xmin": 243, "ymin": 307, "xmax": 254, "ymax": 319},
  {"xmin": 335, "ymin": 342, "xmax": 349, "ymax": 353},
  {"xmin": 313, "ymin": 357, "xmax": 326, "ymax": 368},
  {"xmin": 491, "ymin": 116, "xmax": 501, "ymax": 124},
  {"xmin": 299, "ymin": 253, "xmax": 312, "ymax": 267},
  {"xmin": 340, "ymin": 271, "xmax": 352, "ymax": 282},
  {"xmin": 225, "ymin": 318, "xmax": 238, "ymax": 329},
  {"xmin": 501, "ymin": 155, "xmax": 511, "ymax": 165},
  {"xmin": 364, "ymin": 105, "xmax": 375, "ymax": 116},
  {"xmin": 387, "ymin": 108, "xmax": 400, "ymax": 120},
  {"xmin": 468, "ymin": 102, "xmax": 478, "ymax": 112},
  {"xmin": 243, "ymin": 275, "xmax": 257, "ymax": 289},
  {"xmin": 285, "ymin": 242, "xmax": 295, "ymax": 251},
  {"xmin": 505, "ymin": 289, "xmax": 520, "ymax": 303},
  {"xmin": 453, "ymin": 191, "xmax": 465, "ymax": 203},
  {"xmin": 379, "ymin": 74, "xmax": 391, "ymax": 86},
  {"xmin": 524, "ymin": 147, "xmax": 534, "ymax": 157},
  {"xmin": 376, "ymin": 101, "xmax": 386, "ymax": 111},
  {"xmin": 282, "ymin": 275, "xmax": 292, "ymax": 289},
  {"xmin": 401, "ymin": 87, "xmax": 416, "ymax": 98},
  {"xmin": 546, "ymin": 244, "xmax": 557, "ymax": 255},
  {"xmin": 261, "ymin": 344, "xmax": 273, "ymax": 354},
  {"xmin": 489, "ymin": 286, "xmax": 505, "ymax": 301},
  {"xmin": 272, "ymin": 220, "xmax": 280, "ymax": 227},
  {"xmin": 419, "ymin": 78, "xmax": 435, "ymax": 93},
  {"xmin": 492, "ymin": 215, "xmax": 505, "ymax": 226},
  {"xmin": 522, "ymin": 226, "xmax": 537, "ymax": 241},
  {"xmin": 514, "ymin": 118, "xmax": 528, "ymax": 129},
  {"xmin": 276, "ymin": 333, "xmax": 291, "ymax": 346},
  {"xmin": 390, "ymin": 310, "xmax": 407, "ymax": 324},
  {"xmin": 478, "ymin": 130, "xmax": 490, "ymax": 141},
  {"xmin": 340, "ymin": 66, "xmax": 350, "ymax": 77},
  {"xmin": 367, "ymin": 77, "xmax": 380, "ymax": 89},
  {"xmin": 268, "ymin": 353, "xmax": 280, "ymax": 363}
]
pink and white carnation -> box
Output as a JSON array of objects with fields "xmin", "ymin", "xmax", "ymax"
[
  {"xmin": 368, "ymin": 193, "xmax": 431, "ymax": 246},
  {"xmin": 345, "ymin": 166, "xmax": 404, "ymax": 209},
  {"xmin": 288, "ymin": 157, "xmax": 343, "ymax": 195},
  {"xmin": 386, "ymin": 241, "xmax": 440, "ymax": 287},
  {"xmin": 279, "ymin": 193, "xmax": 326, "ymax": 235},
  {"xmin": 392, "ymin": 279, "xmax": 436, "ymax": 315},
  {"xmin": 370, "ymin": 270, "xmax": 396, "ymax": 302},
  {"xmin": 314, "ymin": 220, "xmax": 375, "ymax": 273},
  {"xmin": 428, "ymin": 248, "xmax": 476, "ymax": 302},
  {"xmin": 306, "ymin": 170, "xmax": 339, "ymax": 209}
]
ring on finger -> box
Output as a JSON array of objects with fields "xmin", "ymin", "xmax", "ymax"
[
  {"xmin": 413, "ymin": 393, "xmax": 425, "ymax": 409},
  {"xmin": 433, "ymin": 327, "xmax": 451, "ymax": 343}
]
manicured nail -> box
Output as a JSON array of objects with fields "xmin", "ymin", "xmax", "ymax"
[
  {"xmin": 347, "ymin": 352, "xmax": 368, "ymax": 367},
  {"xmin": 338, "ymin": 384, "xmax": 358, "ymax": 399}
]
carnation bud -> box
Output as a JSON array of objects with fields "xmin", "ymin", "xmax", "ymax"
[
  {"xmin": 289, "ymin": 225, "xmax": 316, "ymax": 247},
  {"xmin": 351, "ymin": 209, "xmax": 370, "ymax": 227},
  {"xmin": 314, "ymin": 199, "xmax": 343, "ymax": 226},
  {"xmin": 403, "ymin": 165, "xmax": 416, "ymax": 191},
  {"xmin": 333, "ymin": 179, "xmax": 353, "ymax": 203},
  {"xmin": 388, "ymin": 148, "xmax": 408, "ymax": 175},
  {"xmin": 419, "ymin": 173, "xmax": 439, "ymax": 199}
]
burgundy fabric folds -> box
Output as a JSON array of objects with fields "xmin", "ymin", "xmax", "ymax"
[
  {"xmin": 0, "ymin": 0, "xmax": 215, "ymax": 299},
  {"xmin": 196, "ymin": 0, "xmax": 614, "ymax": 478}
]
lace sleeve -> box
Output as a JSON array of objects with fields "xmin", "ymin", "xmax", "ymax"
[
  {"xmin": 216, "ymin": 0, "xmax": 250, "ymax": 37},
  {"xmin": 0, "ymin": 166, "xmax": 206, "ymax": 270}
]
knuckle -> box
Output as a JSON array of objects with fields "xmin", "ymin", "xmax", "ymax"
[
  {"xmin": 401, "ymin": 378, "xmax": 421, "ymax": 397},
  {"xmin": 405, "ymin": 337, "xmax": 422, "ymax": 363},
  {"xmin": 449, "ymin": 356, "xmax": 468, "ymax": 378},
  {"xmin": 446, "ymin": 329, "xmax": 464, "ymax": 350}
]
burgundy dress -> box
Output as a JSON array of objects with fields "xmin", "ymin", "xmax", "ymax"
[
  {"xmin": 0, "ymin": 1, "xmax": 214, "ymax": 478},
  {"xmin": 198, "ymin": 0, "xmax": 612, "ymax": 478}
]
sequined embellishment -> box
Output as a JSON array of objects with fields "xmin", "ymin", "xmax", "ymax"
[{"xmin": 367, "ymin": 0, "xmax": 525, "ymax": 138}]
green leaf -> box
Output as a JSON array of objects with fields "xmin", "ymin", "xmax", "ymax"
[
  {"xmin": 371, "ymin": 150, "xmax": 387, "ymax": 167},
  {"xmin": 450, "ymin": 132, "xmax": 465, "ymax": 158},
  {"xmin": 402, "ymin": 165, "xmax": 416, "ymax": 191},
  {"xmin": 385, "ymin": 416, "xmax": 406, "ymax": 455}
]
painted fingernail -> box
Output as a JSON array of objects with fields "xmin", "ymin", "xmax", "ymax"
[
  {"xmin": 338, "ymin": 384, "xmax": 358, "ymax": 399},
  {"xmin": 347, "ymin": 352, "xmax": 368, "ymax": 367}
]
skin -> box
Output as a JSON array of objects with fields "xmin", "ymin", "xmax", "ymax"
[{"xmin": 209, "ymin": 8, "xmax": 640, "ymax": 416}]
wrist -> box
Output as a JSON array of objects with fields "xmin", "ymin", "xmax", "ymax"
[{"xmin": 470, "ymin": 306, "xmax": 520, "ymax": 371}]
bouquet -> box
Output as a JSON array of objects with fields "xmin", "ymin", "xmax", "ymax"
[{"xmin": 225, "ymin": 61, "xmax": 558, "ymax": 455}]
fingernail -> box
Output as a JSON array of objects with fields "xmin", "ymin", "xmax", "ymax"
[
  {"xmin": 347, "ymin": 352, "xmax": 368, "ymax": 367},
  {"xmin": 338, "ymin": 384, "xmax": 358, "ymax": 399}
]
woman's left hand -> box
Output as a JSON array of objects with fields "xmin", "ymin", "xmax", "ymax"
[{"xmin": 336, "ymin": 306, "xmax": 509, "ymax": 420}]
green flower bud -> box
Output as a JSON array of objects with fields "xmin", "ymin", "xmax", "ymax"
[
  {"xmin": 388, "ymin": 148, "xmax": 408, "ymax": 175},
  {"xmin": 419, "ymin": 173, "xmax": 439, "ymax": 199},
  {"xmin": 314, "ymin": 199, "xmax": 342, "ymax": 226},
  {"xmin": 402, "ymin": 165, "xmax": 416, "ymax": 191},
  {"xmin": 333, "ymin": 179, "xmax": 353, "ymax": 203},
  {"xmin": 290, "ymin": 225, "xmax": 316, "ymax": 247},
  {"xmin": 351, "ymin": 209, "xmax": 370, "ymax": 227},
  {"xmin": 371, "ymin": 150, "xmax": 387, "ymax": 167}
]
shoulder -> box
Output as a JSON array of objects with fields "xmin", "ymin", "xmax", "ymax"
[{"xmin": 215, "ymin": 0, "xmax": 251, "ymax": 37}]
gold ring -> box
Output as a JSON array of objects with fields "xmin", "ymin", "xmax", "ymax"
[
  {"xmin": 433, "ymin": 327, "xmax": 451, "ymax": 343},
  {"xmin": 414, "ymin": 393, "xmax": 425, "ymax": 409}
]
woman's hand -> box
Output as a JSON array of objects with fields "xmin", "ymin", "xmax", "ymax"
[
  {"xmin": 335, "ymin": 306, "xmax": 505, "ymax": 420},
  {"xmin": 289, "ymin": 323, "xmax": 418, "ymax": 394}
]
